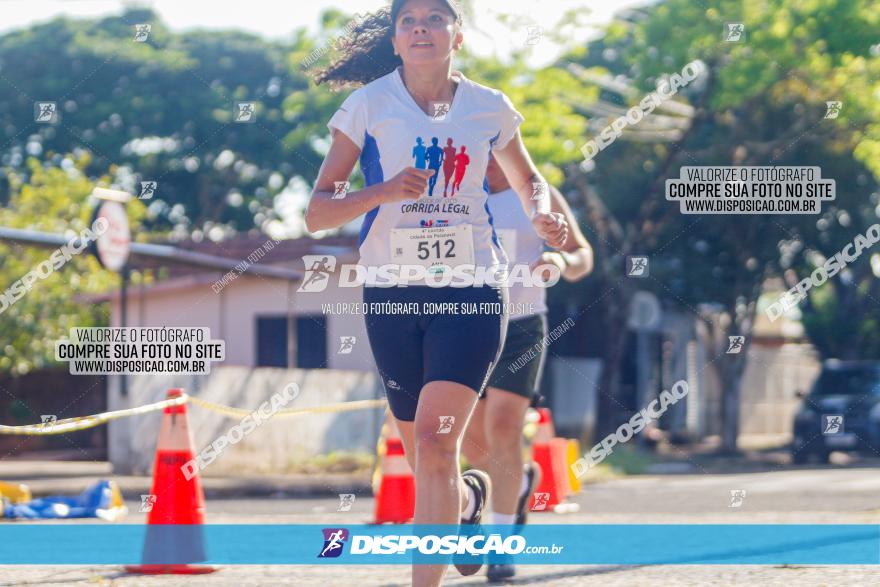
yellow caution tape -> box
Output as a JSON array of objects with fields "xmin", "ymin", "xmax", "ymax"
[
  {"xmin": 188, "ymin": 396, "xmax": 386, "ymax": 419},
  {"xmin": 0, "ymin": 394, "xmax": 386, "ymax": 435},
  {"xmin": 0, "ymin": 395, "xmax": 188, "ymax": 436}
]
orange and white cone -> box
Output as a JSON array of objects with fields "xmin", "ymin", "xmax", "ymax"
[
  {"xmin": 528, "ymin": 409, "xmax": 570, "ymax": 512},
  {"xmin": 125, "ymin": 389, "xmax": 217, "ymax": 575},
  {"xmin": 372, "ymin": 425, "xmax": 415, "ymax": 524}
]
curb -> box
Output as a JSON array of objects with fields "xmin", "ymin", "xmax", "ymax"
[{"xmin": 2, "ymin": 475, "xmax": 372, "ymax": 500}]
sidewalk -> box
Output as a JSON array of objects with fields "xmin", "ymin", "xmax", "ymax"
[
  {"xmin": 651, "ymin": 434, "xmax": 794, "ymax": 473},
  {"xmin": 0, "ymin": 458, "xmax": 371, "ymax": 498},
  {"xmin": 0, "ymin": 435, "xmax": 815, "ymax": 501}
]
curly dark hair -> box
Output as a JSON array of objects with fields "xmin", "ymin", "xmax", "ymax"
[{"xmin": 312, "ymin": 0, "xmax": 463, "ymax": 90}]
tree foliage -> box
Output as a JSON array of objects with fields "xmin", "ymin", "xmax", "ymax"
[{"xmin": 0, "ymin": 156, "xmax": 148, "ymax": 375}]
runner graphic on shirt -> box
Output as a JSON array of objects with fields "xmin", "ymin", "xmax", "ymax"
[
  {"xmin": 451, "ymin": 145, "xmax": 470, "ymax": 196},
  {"xmin": 426, "ymin": 137, "xmax": 444, "ymax": 197},
  {"xmin": 412, "ymin": 137, "xmax": 427, "ymax": 169},
  {"xmin": 442, "ymin": 138, "xmax": 457, "ymax": 197}
]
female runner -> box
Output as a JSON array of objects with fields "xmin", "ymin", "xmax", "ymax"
[{"xmin": 307, "ymin": 1, "xmax": 567, "ymax": 584}]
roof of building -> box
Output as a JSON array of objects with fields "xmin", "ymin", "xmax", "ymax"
[
  {"xmin": 154, "ymin": 234, "xmax": 359, "ymax": 279},
  {"xmin": 78, "ymin": 233, "xmax": 360, "ymax": 301}
]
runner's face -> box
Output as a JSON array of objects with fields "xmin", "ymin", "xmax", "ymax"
[{"xmin": 392, "ymin": 0, "xmax": 461, "ymax": 65}]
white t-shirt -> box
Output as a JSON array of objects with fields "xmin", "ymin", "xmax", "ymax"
[
  {"xmin": 487, "ymin": 187, "xmax": 548, "ymax": 319},
  {"xmin": 327, "ymin": 67, "xmax": 524, "ymax": 286}
]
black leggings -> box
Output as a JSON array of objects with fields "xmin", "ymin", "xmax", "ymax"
[{"xmin": 363, "ymin": 285, "xmax": 508, "ymax": 421}]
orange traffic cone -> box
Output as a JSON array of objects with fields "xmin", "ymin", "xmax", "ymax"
[
  {"xmin": 126, "ymin": 389, "xmax": 217, "ymax": 575},
  {"xmin": 371, "ymin": 412, "xmax": 394, "ymax": 495},
  {"xmin": 528, "ymin": 409, "xmax": 569, "ymax": 512},
  {"xmin": 372, "ymin": 435, "xmax": 415, "ymax": 524}
]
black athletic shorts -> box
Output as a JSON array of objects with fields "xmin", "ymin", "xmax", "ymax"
[
  {"xmin": 485, "ymin": 313, "xmax": 548, "ymax": 400},
  {"xmin": 363, "ymin": 285, "xmax": 508, "ymax": 422}
]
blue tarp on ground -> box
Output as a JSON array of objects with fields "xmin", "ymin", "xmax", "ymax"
[{"xmin": 2, "ymin": 480, "xmax": 127, "ymax": 520}]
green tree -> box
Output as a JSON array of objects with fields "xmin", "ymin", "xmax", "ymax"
[
  {"xmin": 563, "ymin": 0, "xmax": 880, "ymax": 450},
  {"xmin": 0, "ymin": 8, "xmax": 304, "ymax": 235},
  {"xmin": 0, "ymin": 156, "xmax": 146, "ymax": 375}
]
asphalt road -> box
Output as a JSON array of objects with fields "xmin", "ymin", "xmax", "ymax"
[{"xmin": 2, "ymin": 464, "xmax": 879, "ymax": 586}]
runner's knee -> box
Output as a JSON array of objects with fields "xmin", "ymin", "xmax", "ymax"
[
  {"xmin": 415, "ymin": 432, "xmax": 459, "ymax": 473},
  {"xmin": 485, "ymin": 404, "xmax": 526, "ymax": 446}
]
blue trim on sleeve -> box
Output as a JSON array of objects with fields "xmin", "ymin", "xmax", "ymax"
[
  {"xmin": 489, "ymin": 130, "xmax": 501, "ymax": 149},
  {"xmin": 359, "ymin": 130, "xmax": 383, "ymax": 246}
]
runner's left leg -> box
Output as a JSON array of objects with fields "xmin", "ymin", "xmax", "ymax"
[{"xmin": 482, "ymin": 387, "xmax": 530, "ymax": 517}]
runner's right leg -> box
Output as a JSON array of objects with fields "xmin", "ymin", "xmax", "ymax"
[
  {"xmin": 396, "ymin": 419, "xmax": 416, "ymax": 471},
  {"xmin": 412, "ymin": 380, "xmax": 481, "ymax": 586}
]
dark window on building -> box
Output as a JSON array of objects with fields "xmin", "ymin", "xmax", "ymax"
[
  {"xmin": 255, "ymin": 315, "xmax": 328, "ymax": 369},
  {"xmin": 256, "ymin": 316, "xmax": 289, "ymax": 368},
  {"xmin": 295, "ymin": 315, "xmax": 327, "ymax": 368}
]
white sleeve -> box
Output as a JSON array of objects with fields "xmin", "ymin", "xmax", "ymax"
[
  {"xmin": 493, "ymin": 91, "xmax": 525, "ymax": 150},
  {"xmin": 327, "ymin": 89, "xmax": 368, "ymax": 150}
]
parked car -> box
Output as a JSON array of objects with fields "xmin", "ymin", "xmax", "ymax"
[{"xmin": 791, "ymin": 360, "xmax": 880, "ymax": 464}]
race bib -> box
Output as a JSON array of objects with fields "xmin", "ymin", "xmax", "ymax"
[
  {"xmin": 496, "ymin": 229, "xmax": 517, "ymax": 262},
  {"xmin": 390, "ymin": 225, "xmax": 475, "ymax": 272}
]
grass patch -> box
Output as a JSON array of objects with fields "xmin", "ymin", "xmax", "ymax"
[
  {"xmin": 287, "ymin": 451, "xmax": 375, "ymax": 475},
  {"xmin": 603, "ymin": 444, "xmax": 656, "ymax": 475},
  {"xmin": 580, "ymin": 445, "xmax": 658, "ymax": 481}
]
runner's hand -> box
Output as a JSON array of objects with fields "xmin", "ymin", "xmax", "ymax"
[
  {"xmin": 532, "ymin": 212, "xmax": 568, "ymax": 248},
  {"xmin": 382, "ymin": 167, "xmax": 433, "ymax": 203}
]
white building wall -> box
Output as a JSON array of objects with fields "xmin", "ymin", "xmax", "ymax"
[
  {"xmin": 111, "ymin": 274, "xmax": 375, "ymax": 370},
  {"xmin": 108, "ymin": 366, "xmax": 384, "ymax": 475},
  {"xmin": 739, "ymin": 343, "xmax": 821, "ymax": 437},
  {"xmin": 106, "ymin": 272, "xmax": 381, "ymax": 473}
]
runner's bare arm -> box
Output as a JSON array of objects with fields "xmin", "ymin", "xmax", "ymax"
[
  {"xmin": 306, "ymin": 130, "xmax": 384, "ymax": 233},
  {"xmin": 546, "ymin": 185, "xmax": 594, "ymax": 281},
  {"xmin": 491, "ymin": 129, "xmax": 551, "ymax": 217},
  {"xmin": 493, "ymin": 129, "xmax": 568, "ymax": 248},
  {"xmin": 306, "ymin": 130, "xmax": 432, "ymax": 233}
]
